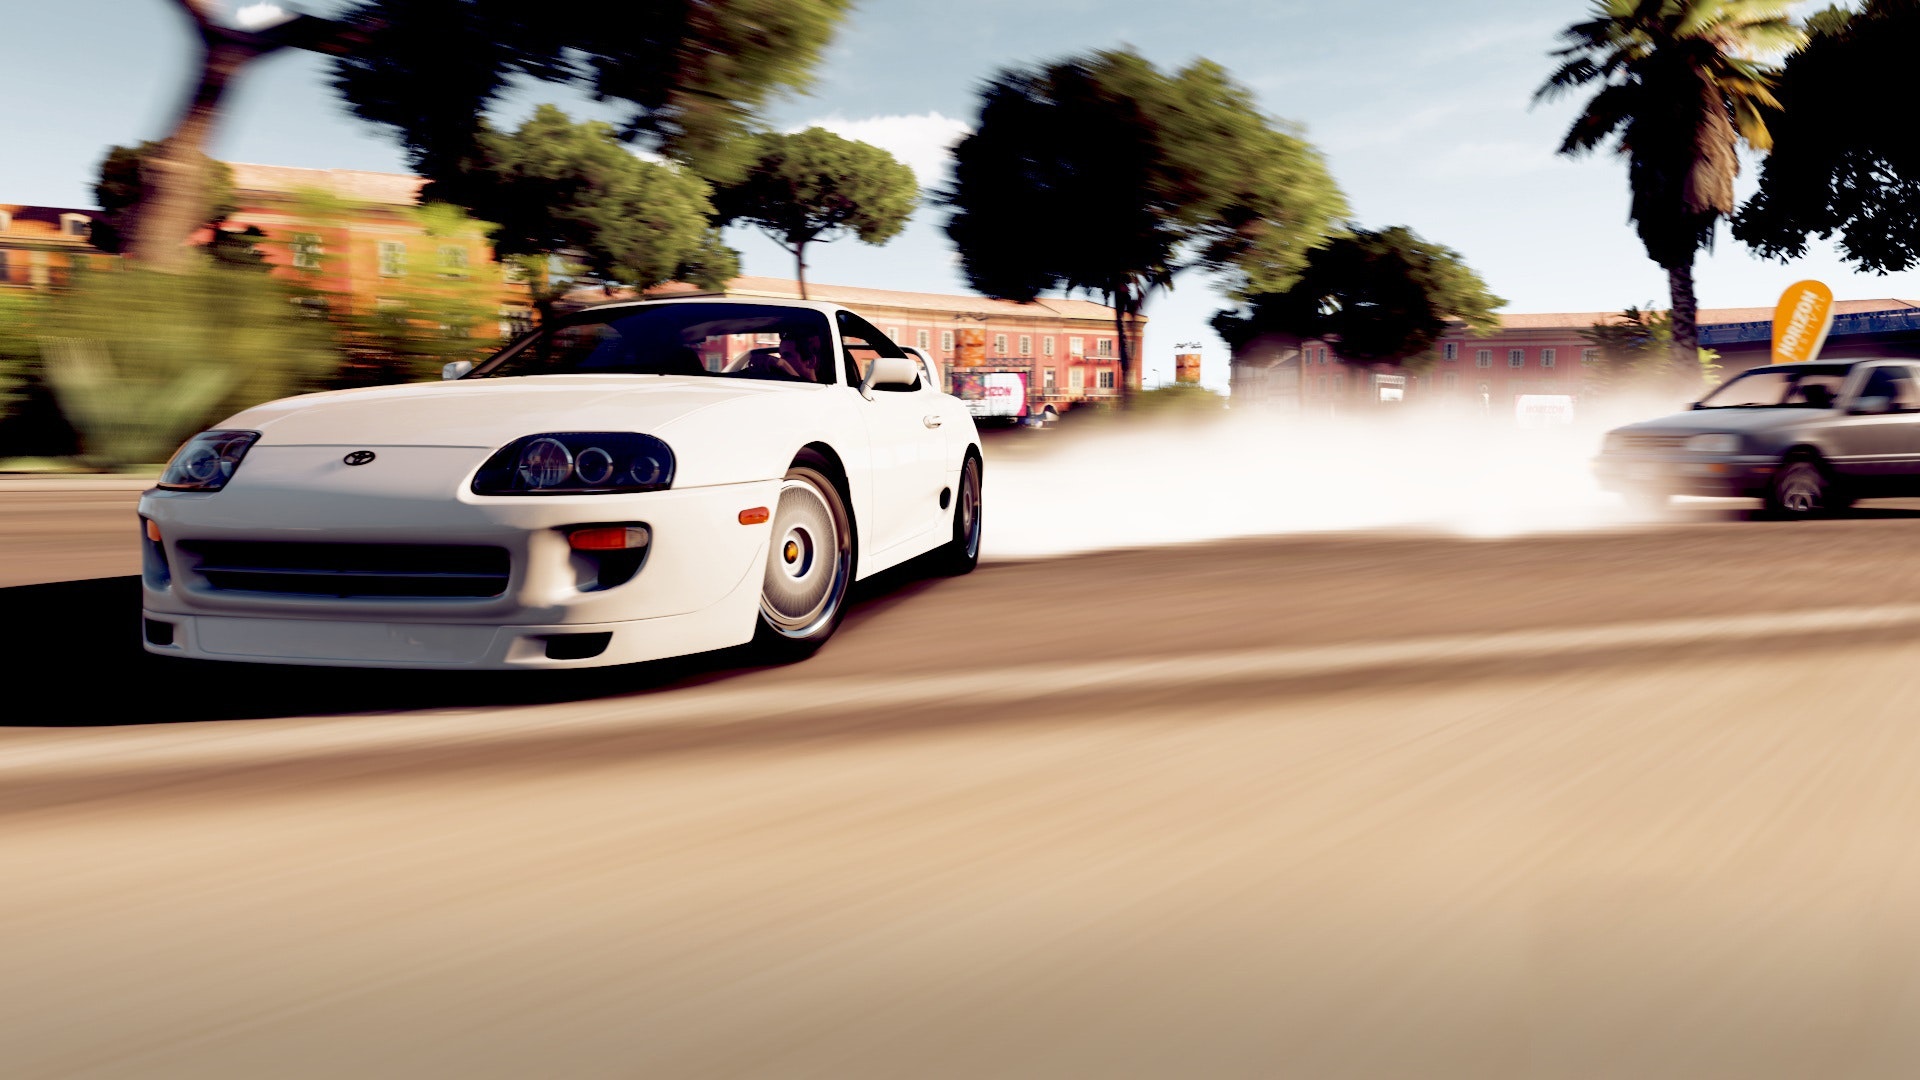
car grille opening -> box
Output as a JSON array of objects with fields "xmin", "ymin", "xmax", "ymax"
[
  {"xmin": 180, "ymin": 541, "xmax": 511, "ymax": 599},
  {"xmin": 1616, "ymin": 433, "xmax": 1691, "ymax": 452}
]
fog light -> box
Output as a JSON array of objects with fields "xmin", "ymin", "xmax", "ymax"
[{"xmin": 569, "ymin": 525, "xmax": 651, "ymax": 551}]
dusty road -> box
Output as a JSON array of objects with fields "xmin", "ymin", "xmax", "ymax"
[{"xmin": 9, "ymin": 483, "xmax": 1920, "ymax": 1076}]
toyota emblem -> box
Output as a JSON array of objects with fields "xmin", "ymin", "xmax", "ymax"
[{"xmin": 343, "ymin": 450, "xmax": 377, "ymax": 466}]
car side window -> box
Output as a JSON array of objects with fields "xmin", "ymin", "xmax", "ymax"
[
  {"xmin": 1859, "ymin": 365, "xmax": 1920, "ymax": 411},
  {"xmin": 837, "ymin": 311, "xmax": 918, "ymax": 392}
]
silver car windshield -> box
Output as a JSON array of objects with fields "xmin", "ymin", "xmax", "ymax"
[
  {"xmin": 1695, "ymin": 366, "xmax": 1851, "ymax": 409},
  {"xmin": 473, "ymin": 303, "xmax": 836, "ymax": 385}
]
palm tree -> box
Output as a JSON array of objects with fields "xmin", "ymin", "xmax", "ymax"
[{"xmin": 1537, "ymin": 1, "xmax": 1802, "ymax": 380}]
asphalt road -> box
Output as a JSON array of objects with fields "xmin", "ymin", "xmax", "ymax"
[{"xmin": 9, "ymin": 482, "xmax": 1920, "ymax": 1077}]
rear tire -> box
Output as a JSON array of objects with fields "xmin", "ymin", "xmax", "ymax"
[
  {"xmin": 939, "ymin": 452, "xmax": 982, "ymax": 576},
  {"xmin": 752, "ymin": 460, "xmax": 854, "ymax": 661}
]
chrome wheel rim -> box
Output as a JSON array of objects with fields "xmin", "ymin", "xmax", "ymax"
[
  {"xmin": 959, "ymin": 458, "xmax": 982, "ymax": 559},
  {"xmin": 760, "ymin": 472, "xmax": 851, "ymax": 637},
  {"xmin": 1780, "ymin": 463, "xmax": 1824, "ymax": 514}
]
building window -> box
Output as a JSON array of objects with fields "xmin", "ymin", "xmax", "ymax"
[
  {"xmin": 1096, "ymin": 338, "xmax": 1114, "ymax": 358},
  {"xmin": 886, "ymin": 326, "xmax": 902, "ymax": 342},
  {"xmin": 1019, "ymin": 334, "xmax": 1032, "ymax": 356},
  {"xmin": 0, "ymin": 210, "xmax": 12, "ymax": 233},
  {"xmin": 1508, "ymin": 348, "xmax": 1525, "ymax": 368},
  {"xmin": 1476, "ymin": 348, "xmax": 1492, "ymax": 368},
  {"xmin": 941, "ymin": 330, "xmax": 955, "ymax": 353},
  {"xmin": 500, "ymin": 306, "xmax": 534, "ymax": 338},
  {"xmin": 502, "ymin": 259, "xmax": 529, "ymax": 286},
  {"xmin": 1333, "ymin": 373, "xmax": 1344, "ymax": 393},
  {"xmin": 1582, "ymin": 347, "xmax": 1599, "ymax": 364},
  {"xmin": 1043, "ymin": 368, "xmax": 1056, "ymax": 391},
  {"xmin": 1443, "ymin": 342, "xmax": 1458, "ymax": 361},
  {"xmin": 60, "ymin": 213, "xmax": 91, "ymax": 238},
  {"xmin": 0, "ymin": 251, "xmax": 9, "ymax": 283},
  {"xmin": 1443, "ymin": 372, "xmax": 1458, "ymax": 390},
  {"xmin": 1097, "ymin": 369, "xmax": 1115, "ymax": 389},
  {"xmin": 438, "ymin": 244, "xmax": 469, "ymax": 277},
  {"xmin": 994, "ymin": 333, "xmax": 1008, "ymax": 355},
  {"xmin": 916, "ymin": 329, "xmax": 930, "ymax": 350},
  {"xmin": 290, "ymin": 232, "xmax": 322, "ymax": 271},
  {"xmin": 378, "ymin": 241, "xmax": 406, "ymax": 277},
  {"xmin": 1318, "ymin": 374, "xmax": 1328, "ymax": 392},
  {"xmin": 1320, "ymin": 347, "xmax": 1331, "ymax": 364},
  {"xmin": 1070, "ymin": 367, "xmax": 1085, "ymax": 390},
  {"xmin": 1069, "ymin": 336, "xmax": 1085, "ymax": 358},
  {"xmin": 1042, "ymin": 336, "xmax": 1056, "ymax": 356},
  {"xmin": 1541, "ymin": 347, "xmax": 1556, "ymax": 369},
  {"xmin": 754, "ymin": 332, "xmax": 781, "ymax": 345}
]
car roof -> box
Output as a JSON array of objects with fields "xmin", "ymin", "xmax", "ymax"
[{"xmin": 571, "ymin": 296, "xmax": 848, "ymax": 317}]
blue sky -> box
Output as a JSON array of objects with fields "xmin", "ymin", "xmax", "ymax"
[{"xmin": 9, "ymin": 0, "xmax": 1915, "ymax": 388}]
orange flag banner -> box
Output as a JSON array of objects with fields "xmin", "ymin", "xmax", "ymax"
[{"xmin": 1771, "ymin": 280, "xmax": 1835, "ymax": 364}]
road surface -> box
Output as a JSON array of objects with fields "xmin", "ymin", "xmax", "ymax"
[{"xmin": 8, "ymin": 481, "xmax": 1920, "ymax": 1077}]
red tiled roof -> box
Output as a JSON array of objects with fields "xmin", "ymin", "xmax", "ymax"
[
  {"xmin": 226, "ymin": 163, "xmax": 425, "ymax": 206},
  {"xmin": 652, "ymin": 276, "xmax": 1129, "ymax": 322},
  {"xmin": 1487, "ymin": 299, "xmax": 1920, "ymax": 331}
]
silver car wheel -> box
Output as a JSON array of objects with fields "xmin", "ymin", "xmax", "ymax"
[{"xmin": 759, "ymin": 468, "xmax": 851, "ymax": 638}]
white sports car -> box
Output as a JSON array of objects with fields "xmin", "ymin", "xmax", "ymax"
[{"xmin": 137, "ymin": 298, "xmax": 983, "ymax": 669}]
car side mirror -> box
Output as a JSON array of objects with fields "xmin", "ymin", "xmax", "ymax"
[
  {"xmin": 1688, "ymin": 401, "xmax": 1703, "ymax": 410},
  {"xmin": 860, "ymin": 355, "xmax": 919, "ymax": 399},
  {"xmin": 442, "ymin": 360, "xmax": 474, "ymax": 381},
  {"xmin": 1850, "ymin": 395, "xmax": 1892, "ymax": 415}
]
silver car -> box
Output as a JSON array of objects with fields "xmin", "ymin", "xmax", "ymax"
[{"xmin": 1595, "ymin": 359, "xmax": 1920, "ymax": 517}]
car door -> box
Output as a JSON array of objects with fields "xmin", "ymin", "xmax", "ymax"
[
  {"xmin": 837, "ymin": 311, "xmax": 946, "ymax": 554},
  {"xmin": 1830, "ymin": 363, "xmax": 1920, "ymax": 488}
]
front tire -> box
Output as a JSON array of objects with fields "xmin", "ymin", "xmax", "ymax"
[
  {"xmin": 938, "ymin": 451, "xmax": 983, "ymax": 576},
  {"xmin": 1766, "ymin": 457, "xmax": 1833, "ymax": 519},
  {"xmin": 753, "ymin": 461, "xmax": 854, "ymax": 661}
]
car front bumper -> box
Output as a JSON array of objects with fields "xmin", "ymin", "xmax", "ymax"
[
  {"xmin": 137, "ymin": 448, "xmax": 781, "ymax": 669},
  {"xmin": 1592, "ymin": 454, "xmax": 1777, "ymax": 498}
]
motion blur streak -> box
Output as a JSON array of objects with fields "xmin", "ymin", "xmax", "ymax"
[{"xmin": 983, "ymin": 401, "xmax": 1684, "ymax": 557}]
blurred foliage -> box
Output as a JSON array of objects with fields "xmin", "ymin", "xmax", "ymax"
[
  {"xmin": 90, "ymin": 141, "xmax": 266, "ymax": 263},
  {"xmin": 944, "ymin": 48, "xmax": 1347, "ymax": 401},
  {"xmin": 1212, "ymin": 226, "xmax": 1504, "ymax": 374},
  {"xmin": 331, "ymin": 0, "xmax": 853, "ymax": 186},
  {"xmin": 710, "ymin": 127, "xmax": 918, "ymax": 296},
  {"xmin": 1128, "ymin": 383, "xmax": 1227, "ymax": 415},
  {"xmin": 432, "ymin": 106, "xmax": 737, "ymax": 311},
  {"xmin": 37, "ymin": 262, "xmax": 334, "ymax": 467},
  {"xmin": 0, "ymin": 289, "xmax": 45, "ymax": 415},
  {"xmin": 1735, "ymin": 0, "xmax": 1920, "ymax": 273},
  {"xmin": 1537, "ymin": 1, "xmax": 1802, "ymax": 358},
  {"xmin": 1579, "ymin": 306, "xmax": 1721, "ymax": 397},
  {"xmin": 273, "ymin": 189, "xmax": 508, "ymax": 386}
]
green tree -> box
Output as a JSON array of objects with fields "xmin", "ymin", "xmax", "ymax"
[
  {"xmin": 1212, "ymin": 226, "xmax": 1504, "ymax": 374},
  {"xmin": 0, "ymin": 290, "xmax": 43, "ymax": 417},
  {"xmin": 1579, "ymin": 305, "xmax": 1721, "ymax": 397},
  {"xmin": 711, "ymin": 128, "xmax": 918, "ymax": 299},
  {"xmin": 130, "ymin": 0, "xmax": 851, "ymax": 270},
  {"xmin": 92, "ymin": 141, "xmax": 267, "ymax": 268},
  {"xmin": 944, "ymin": 49, "xmax": 1346, "ymax": 404},
  {"xmin": 445, "ymin": 105, "xmax": 739, "ymax": 321},
  {"xmin": 1734, "ymin": 2, "xmax": 1920, "ymax": 273},
  {"xmin": 1537, "ymin": 0, "xmax": 1802, "ymax": 381}
]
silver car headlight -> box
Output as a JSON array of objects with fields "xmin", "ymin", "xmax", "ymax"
[
  {"xmin": 1684, "ymin": 433, "xmax": 1742, "ymax": 454},
  {"xmin": 157, "ymin": 430, "xmax": 261, "ymax": 492}
]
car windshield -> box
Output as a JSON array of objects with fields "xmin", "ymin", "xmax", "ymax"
[
  {"xmin": 473, "ymin": 303, "xmax": 836, "ymax": 385},
  {"xmin": 1695, "ymin": 365, "xmax": 1851, "ymax": 409}
]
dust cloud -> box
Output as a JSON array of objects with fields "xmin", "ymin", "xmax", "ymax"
[{"xmin": 981, "ymin": 399, "xmax": 1689, "ymax": 559}]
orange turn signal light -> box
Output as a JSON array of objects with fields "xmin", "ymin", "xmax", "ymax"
[
  {"xmin": 144, "ymin": 519, "xmax": 162, "ymax": 543},
  {"xmin": 569, "ymin": 525, "xmax": 651, "ymax": 551},
  {"xmin": 738, "ymin": 507, "xmax": 771, "ymax": 525}
]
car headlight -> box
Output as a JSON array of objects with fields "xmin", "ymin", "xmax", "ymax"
[
  {"xmin": 472, "ymin": 432, "xmax": 676, "ymax": 495},
  {"xmin": 157, "ymin": 430, "xmax": 261, "ymax": 492},
  {"xmin": 1684, "ymin": 433, "xmax": 1742, "ymax": 454}
]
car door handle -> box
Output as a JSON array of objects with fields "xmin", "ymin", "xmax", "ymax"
[{"xmin": 923, "ymin": 415, "xmax": 943, "ymax": 428}]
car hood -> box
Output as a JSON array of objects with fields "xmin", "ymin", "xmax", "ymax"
[
  {"xmin": 1615, "ymin": 407, "xmax": 1837, "ymax": 436},
  {"xmin": 223, "ymin": 375, "xmax": 819, "ymax": 447}
]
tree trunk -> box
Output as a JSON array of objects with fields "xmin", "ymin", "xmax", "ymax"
[
  {"xmin": 1667, "ymin": 261, "xmax": 1700, "ymax": 388},
  {"xmin": 1111, "ymin": 283, "xmax": 1136, "ymax": 408},
  {"xmin": 129, "ymin": 35, "xmax": 252, "ymax": 271},
  {"xmin": 793, "ymin": 242, "xmax": 809, "ymax": 300}
]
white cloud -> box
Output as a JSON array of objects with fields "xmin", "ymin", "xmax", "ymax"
[{"xmin": 791, "ymin": 113, "xmax": 973, "ymax": 189}]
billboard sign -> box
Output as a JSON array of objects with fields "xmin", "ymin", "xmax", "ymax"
[
  {"xmin": 953, "ymin": 370, "xmax": 1029, "ymax": 418},
  {"xmin": 957, "ymin": 327, "xmax": 988, "ymax": 367},
  {"xmin": 1515, "ymin": 394, "xmax": 1575, "ymax": 428},
  {"xmin": 1772, "ymin": 280, "xmax": 1835, "ymax": 364},
  {"xmin": 1175, "ymin": 352, "xmax": 1202, "ymax": 384}
]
